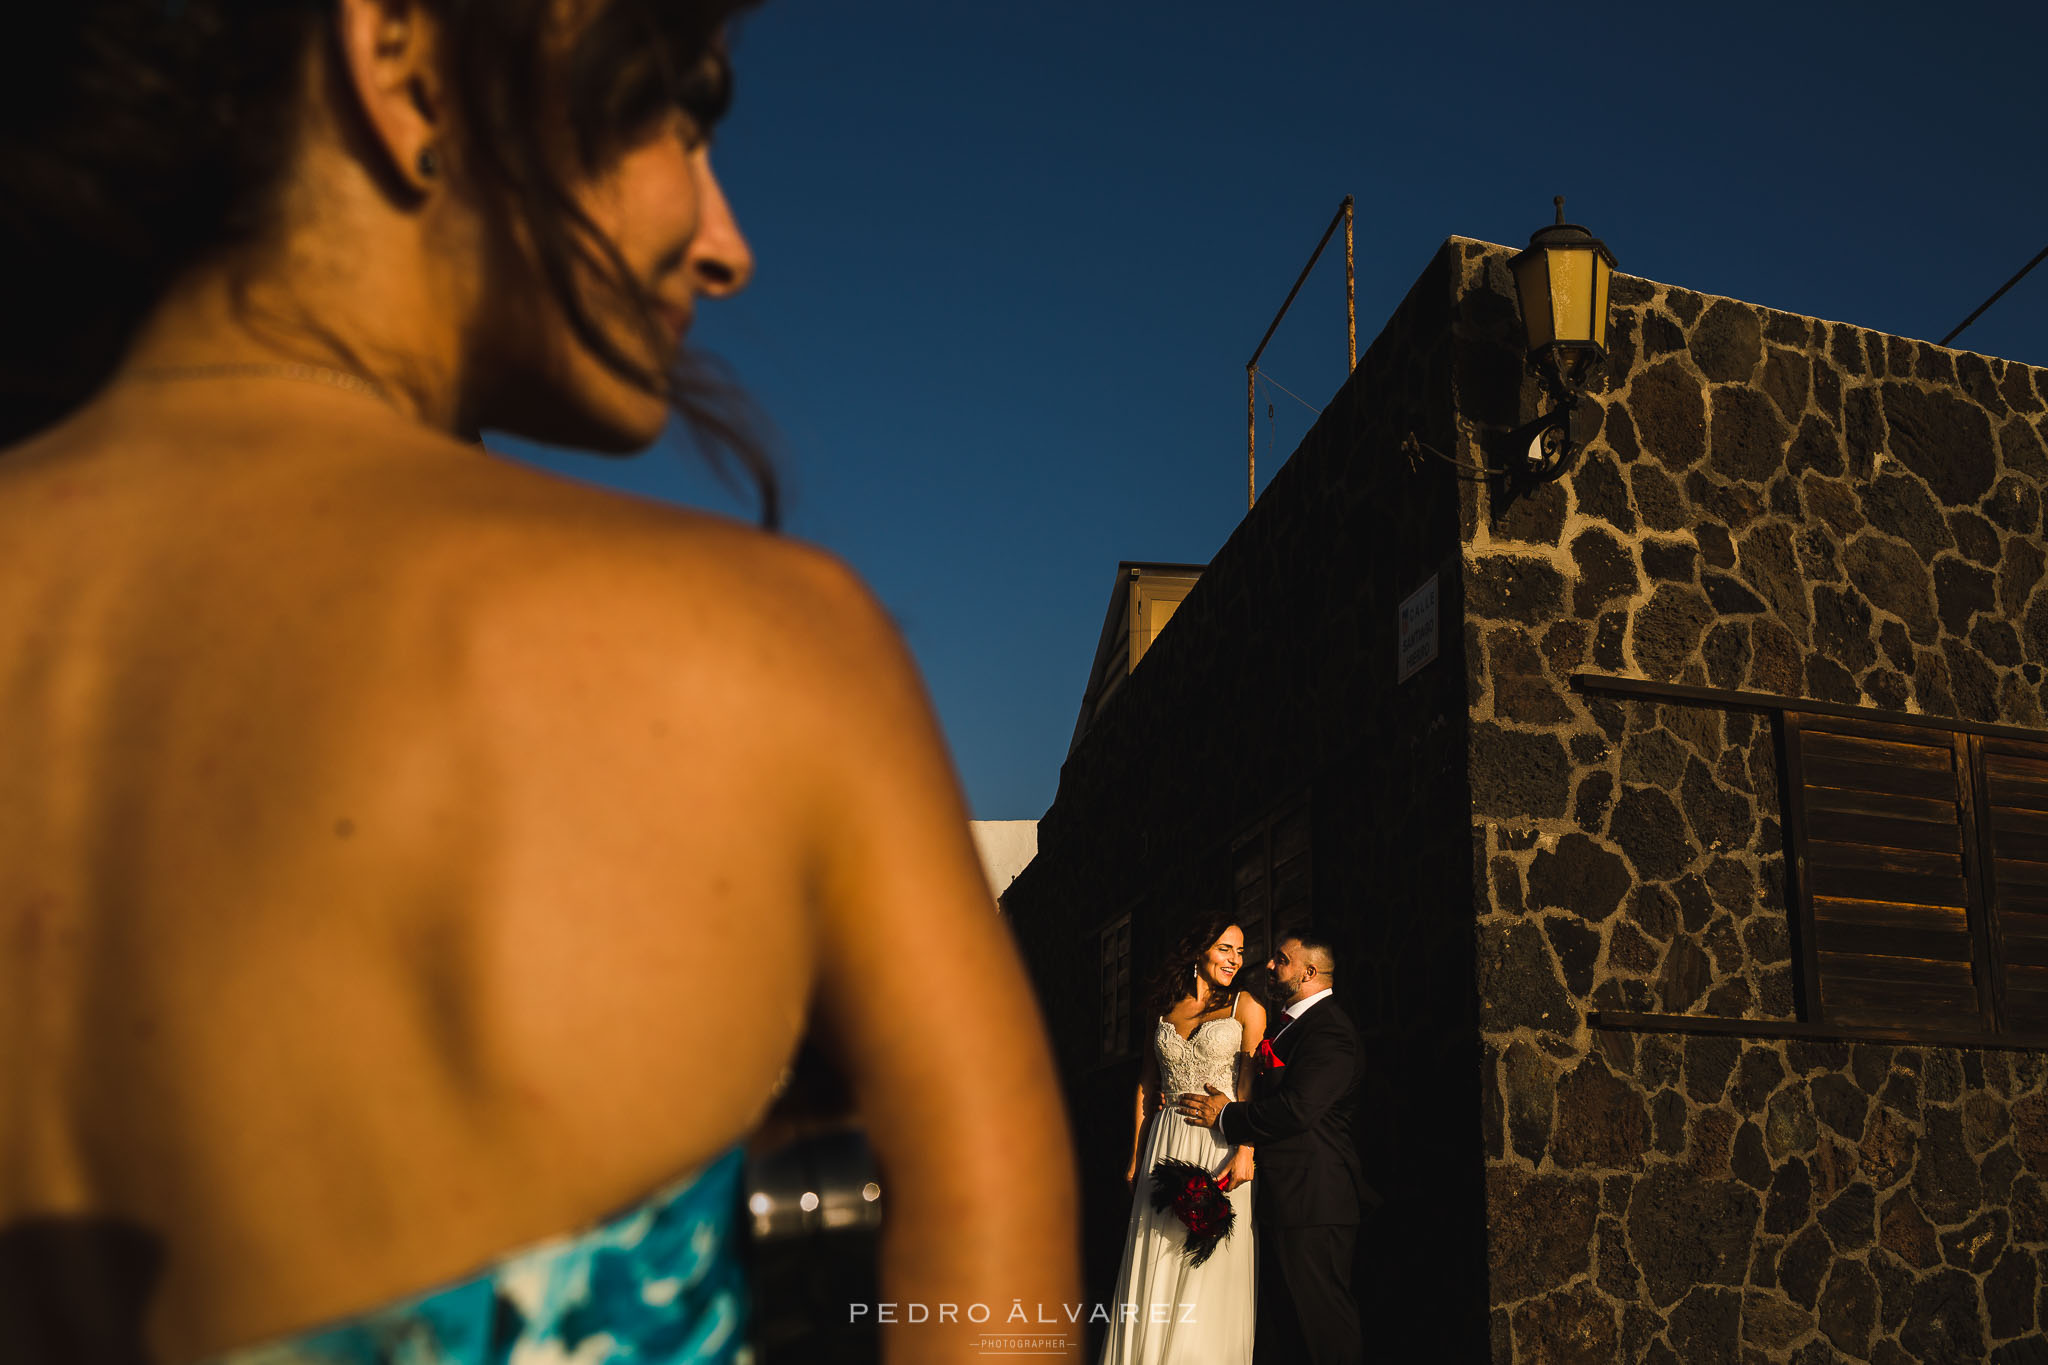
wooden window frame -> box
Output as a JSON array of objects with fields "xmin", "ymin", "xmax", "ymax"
[
  {"xmin": 1230, "ymin": 794, "xmax": 1313, "ymax": 966},
  {"xmin": 1574, "ymin": 673, "xmax": 2048, "ymax": 1050},
  {"xmin": 1973, "ymin": 734, "xmax": 2048, "ymax": 1032}
]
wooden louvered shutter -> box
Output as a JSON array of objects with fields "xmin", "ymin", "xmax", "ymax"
[
  {"xmin": 1099, "ymin": 914, "xmax": 1132, "ymax": 1058},
  {"xmin": 1231, "ymin": 797, "xmax": 1311, "ymax": 965},
  {"xmin": 1232, "ymin": 831, "xmax": 1270, "ymax": 967},
  {"xmin": 1268, "ymin": 800, "xmax": 1312, "ymax": 946},
  {"xmin": 1974, "ymin": 736, "xmax": 2048, "ymax": 1032},
  {"xmin": 1783, "ymin": 714, "xmax": 1991, "ymax": 1032}
]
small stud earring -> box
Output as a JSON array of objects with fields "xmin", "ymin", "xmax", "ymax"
[{"xmin": 415, "ymin": 146, "xmax": 439, "ymax": 181}]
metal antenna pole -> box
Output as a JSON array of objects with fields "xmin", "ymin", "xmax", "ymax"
[
  {"xmin": 1246, "ymin": 365, "xmax": 1257, "ymax": 510},
  {"xmin": 1344, "ymin": 196, "xmax": 1356, "ymax": 371}
]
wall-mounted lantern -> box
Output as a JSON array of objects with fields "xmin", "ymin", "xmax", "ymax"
[{"xmin": 1509, "ymin": 196, "xmax": 1617, "ymax": 476}]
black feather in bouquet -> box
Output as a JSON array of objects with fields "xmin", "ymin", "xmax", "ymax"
[{"xmin": 1146, "ymin": 1158, "xmax": 1235, "ymax": 1267}]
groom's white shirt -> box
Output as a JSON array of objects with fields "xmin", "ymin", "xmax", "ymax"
[{"xmin": 1280, "ymin": 986, "xmax": 1334, "ymax": 1025}]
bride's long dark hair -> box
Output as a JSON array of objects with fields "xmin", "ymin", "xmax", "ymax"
[{"xmin": 1141, "ymin": 913, "xmax": 1244, "ymax": 1024}]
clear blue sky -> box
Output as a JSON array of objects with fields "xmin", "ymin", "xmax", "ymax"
[{"xmin": 493, "ymin": 0, "xmax": 2048, "ymax": 820}]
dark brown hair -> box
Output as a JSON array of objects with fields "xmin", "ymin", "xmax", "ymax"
[
  {"xmin": 0, "ymin": 0, "xmax": 777, "ymax": 524},
  {"xmin": 1141, "ymin": 913, "xmax": 1244, "ymax": 1024}
]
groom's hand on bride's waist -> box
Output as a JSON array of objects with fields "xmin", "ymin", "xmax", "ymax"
[{"xmin": 1174, "ymin": 1084, "xmax": 1229, "ymax": 1127}]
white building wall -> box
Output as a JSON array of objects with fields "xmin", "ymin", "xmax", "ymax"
[{"xmin": 968, "ymin": 820, "xmax": 1038, "ymax": 902}]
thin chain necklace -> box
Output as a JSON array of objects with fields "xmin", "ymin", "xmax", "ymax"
[{"xmin": 127, "ymin": 362, "xmax": 403, "ymax": 414}]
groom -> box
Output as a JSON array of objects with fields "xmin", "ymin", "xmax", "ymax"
[{"xmin": 1174, "ymin": 932, "xmax": 1369, "ymax": 1365}]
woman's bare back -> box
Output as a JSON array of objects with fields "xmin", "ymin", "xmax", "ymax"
[{"xmin": 0, "ymin": 385, "xmax": 843, "ymax": 1358}]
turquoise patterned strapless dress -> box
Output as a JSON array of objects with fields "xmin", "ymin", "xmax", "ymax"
[{"xmin": 206, "ymin": 1147, "xmax": 749, "ymax": 1365}]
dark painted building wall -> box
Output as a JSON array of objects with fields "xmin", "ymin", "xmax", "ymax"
[
  {"xmin": 1006, "ymin": 235, "xmax": 2048, "ymax": 1363},
  {"xmin": 1005, "ymin": 241, "xmax": 1488, "ymax": 1360}
]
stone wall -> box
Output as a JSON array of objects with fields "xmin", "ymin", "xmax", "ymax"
[
  {"xmin": 1453, "ymin": 236, "xmax": 2048, "ymax": 1364},
  {"xmin": 1005, "ymin": 242, "xmax": 1491, "ymax": 1360},
  {"xmin": 1007, "ymin": 232, "xmax": 2048, "ymax": 1363}
]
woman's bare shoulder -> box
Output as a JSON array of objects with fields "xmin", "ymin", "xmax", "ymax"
[{"xmin": 402, "ymin": 453, "xmax": 911, "ymax": 734}]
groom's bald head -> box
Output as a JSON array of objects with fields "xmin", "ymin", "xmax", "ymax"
[
  {"xmin": 1271, "ymin": 933, "xmax": 1337, "ymax": 1002},
  {"xmin": 1289, "ymin": 933, "xmax": 1337, "ymax": 978}
]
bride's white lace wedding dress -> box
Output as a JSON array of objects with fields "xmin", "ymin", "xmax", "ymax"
[{"xmin": 1098, "ymin": 1009, "xmax": 1255, "ymax": 1364}]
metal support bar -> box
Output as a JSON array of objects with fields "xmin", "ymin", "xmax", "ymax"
[
  {"xmin": 1591, "ymin": 1010, "xmax": 2048, "ymax": 1053},
  {"xmin": 1941, "ymin": 241, "xmax": 2048, "ymax": 347},
  {"xmin": 1570, "ymin": 670, "xmax": 2048, "ymax": 745},
  {"xmin": 1245, "ymin": 195, "xmax": 1355, "ymax": 511}
]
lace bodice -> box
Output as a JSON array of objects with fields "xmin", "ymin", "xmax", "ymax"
[{"xmin": 1154, "ymin": 1016, "xmax": 1246, "ymax": 1100}]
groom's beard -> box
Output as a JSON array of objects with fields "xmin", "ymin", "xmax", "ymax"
[{"xmin": 1237, "ymin": 964, "xmax": 1285, "ymax": 1008}]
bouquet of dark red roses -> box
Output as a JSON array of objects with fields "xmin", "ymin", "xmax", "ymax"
[{"xmin": 1147, "ymin": 1158, "xmax": 1235, "ymax": 1267}]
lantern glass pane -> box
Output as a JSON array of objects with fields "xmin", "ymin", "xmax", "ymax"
[
  {"xmin": 1511, "ymin": 252, "xmax": 1554, "ymax": 350},
  {"xmin": 1591, "ymin": 257, "xmax": 1612, "ymax": 350},
  {"xmin": 1546, "ymin": 246, "xmax": 1596, "ymax": 344}
]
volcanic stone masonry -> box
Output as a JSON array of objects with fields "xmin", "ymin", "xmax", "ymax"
[
  {"xmin": 1454, "ymin": 236, "xmax": 2048, "ymax": 1364},
  {"xmin": 1003, "ymin": 234, "xmax": 2048, "ymax": 1365}
]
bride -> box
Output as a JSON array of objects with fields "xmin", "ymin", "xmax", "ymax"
[{"xmin": 1100, "ymin": 916, "xmax": 1266, "ymax": 1364}]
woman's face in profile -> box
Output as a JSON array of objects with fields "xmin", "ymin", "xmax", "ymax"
[
  {"xmin": 577, "ymin": 111, "xmax": 751, "ymax": 439},
  {"xmin": 1198, "ymin": 927, "xmax": 1245, "ymax": 994},
  {"xmin": 479, "ymin": 75, "xmax": 753, "ymax": 451}
]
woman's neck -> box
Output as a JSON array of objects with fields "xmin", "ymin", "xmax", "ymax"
[{"xmin": 120, "ymin": 223, "xmax": 470, "ymax": 435}]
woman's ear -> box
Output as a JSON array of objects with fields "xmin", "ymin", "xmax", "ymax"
[{"xmin": 334, "ymin": 0, "xmax": 447, "ymax": 194}]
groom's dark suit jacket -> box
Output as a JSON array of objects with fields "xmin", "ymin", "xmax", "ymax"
[{"xmin": 1218, "ymin": 996, "xmax": 1374, "ymax": 1226}]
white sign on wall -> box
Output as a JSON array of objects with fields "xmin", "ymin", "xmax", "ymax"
[{"xmin": 1398, "ymin": 574, "xmax": 1439, "ymax": 683}]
